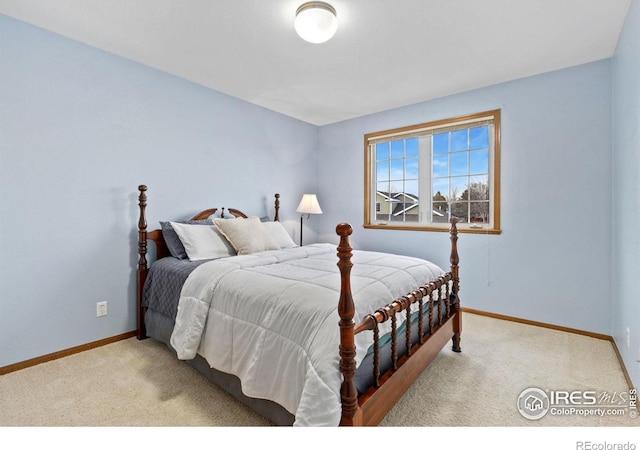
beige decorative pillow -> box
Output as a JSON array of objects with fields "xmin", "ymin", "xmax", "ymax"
[
  {"xmin": 262, "ymin": 221, "xmax": 297, "ymax": 249},
  {"xmin": 169, "ymin": 222, "xmax": 236, "ymax": 261},
  {"xmin": 213, "ymin": 216, "xmax": 281, "ymax": 255}
]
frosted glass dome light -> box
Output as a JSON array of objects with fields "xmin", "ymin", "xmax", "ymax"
[{"xmin": 295, "ymin": 2, "xmax": 338, "ymax": 44}]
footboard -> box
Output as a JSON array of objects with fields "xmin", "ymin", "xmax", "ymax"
[{"xmin": 336, "ymin": 219, "xmax": 461, "ymax": 426}]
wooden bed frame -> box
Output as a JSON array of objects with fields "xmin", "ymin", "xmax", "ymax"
[{"xmin": 136, "ymin": 184, "xmax": 462, "ymax": 426}]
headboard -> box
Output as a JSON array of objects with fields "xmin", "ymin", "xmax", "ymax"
[{"xmin": 138, "ymin": 186, "xmax": 281, "ymax": 261}]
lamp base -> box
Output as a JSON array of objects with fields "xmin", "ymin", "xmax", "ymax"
[{"xmin": 299, "ymin": 215, "xmax": 303, "ymax": 246}]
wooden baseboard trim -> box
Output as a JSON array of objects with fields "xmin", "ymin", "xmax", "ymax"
[
  {"xmin": 462, "ymin": 307, "xmax": 612, "ymax": 340},
  {"xmin": 0, "ymin": 331, "xmax": 137, "ymax": 376},
  {"xmin": 608, "ymin": 336, "xmax": 637, "ymax": 393},
  {"xmin": 462, "ymin": 307, "xmax": 636, "ymax": 391}
]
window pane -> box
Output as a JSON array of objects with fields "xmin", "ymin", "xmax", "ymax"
[
  {"xmin": 433, "ymin": 154, "xmax": 448, "ymax": 177},
  {"xmin": 390, "ymin": 159, "xmax": 404, "ymax": 180},
  {"xmin": 432, "ymin": 201, "xmax": 447, "ymax": 212},
  {"xmin": 404, "ymin": 208, "xmax": 419, "ymax": 223},
  {"xmin": 377, "ymin": 181, "xmax": 390, "ymax": 195},
  {"xmin": 376, "ymin": 161, "xmax": 389, "ymax": 182},
  {"xmin": 470, "ymin": 126, "xmax": 489, "ymax": 149},
  {"xmin": 470, "ymin": 202, "xmax": 489, "ymax": 222},
  {"xmin": 432, "ymin": 206, "xmax": 448, "ymax": 223},
  {"xmin": 450, "ymin": 152, "xmax": 468, "ymax": 176},
  {"xmin": 433, "ymin": 132, "xmax": 448, "ymax": 154},
  {"xmin": 450, "ymin": 176, "xmax": 467, "ymax": 200},
  {"xmin": 404, "ymin": 179, "xmax": 418, "ymax": 196},
  {"xmin": 376, "ymin": 142, "xmax": 389, "ymax": 161},
  {"xmin": 376, "ymin": 184, "xmax": 390, "ymax": 221},
  {"xmin": 450, "ymin": 201, "xmax": 468, "ymax": 222},
  {"xmin": 405, "ymin": 157, "xmax": 419, "ymax": 179},
  {"xmin": 433, "ymin": 189, "xmax": 448, "ymax": 203},
  {"xmin": 432, "ymin": 187, "xmax": 449, "ymax": 223},
  {"xmin": 470, "ymin": 149, "xmax": 489, "ymax": 175},
  {"xmin": 432, "ymin": 178, "xmax": 449, "ymax": 201},
  {"xmin": 469, "ymin": 175, "xmax": 489, "ymax": 200},
  {"xmin": 406, "ymin": 137, "xmax": 419, "ymax": 158},
  {"xmin": 391, "ymin": 140, "xmax": 404, "ymax": 159},
  {"xmin": 451, "ymin": 130, "xmax": 468, "ymax": 151}
]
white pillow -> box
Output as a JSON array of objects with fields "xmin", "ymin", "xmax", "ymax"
[
  {"xmin": 169, "ymin": 222, "xmax": 236, "ymax": 261},
  {"xmin": 213, "ymin": 216, "xmax": 280, "ymax": 255},
  {"xmin": 262, "ymin": 221, "xmax": 297, "ymax": 249}
]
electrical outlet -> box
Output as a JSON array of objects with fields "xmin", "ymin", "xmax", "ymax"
[
  {"xmin": 627, "ymin": 328, "xmax": 631, "ymax": 348},
  {"xmin": 96, "ymin": 301, "xmax": 107, "ymax": 317}
]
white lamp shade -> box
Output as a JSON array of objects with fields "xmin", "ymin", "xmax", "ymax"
[
  {"xmin": 296, "ymin": 194, "xmax": 323, "ymax": 215},
  {"xmin": 294, "ymin": 2, "xmax": 338, "ymax": 44}
]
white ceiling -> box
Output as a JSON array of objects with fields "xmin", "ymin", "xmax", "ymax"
[{"xmin": 0, "ymin": 0, "xmax": 632, "ymax": 125}]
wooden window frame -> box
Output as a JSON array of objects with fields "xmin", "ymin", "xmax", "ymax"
[{"xmin": 364, "ymin": 109, "xmax": 502, "ymax": 234}]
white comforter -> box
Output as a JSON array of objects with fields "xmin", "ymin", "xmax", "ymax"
[{"xmin": 170, "ymin": 243, "xmax": 445, "ymax": 426}]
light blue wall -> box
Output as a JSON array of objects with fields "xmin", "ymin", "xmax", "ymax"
[
  {"xmin": 612, "ymin": 0, "xmax": 640, "ymax": 389},
  {"xmin": 0, "ymin": 16, "xmax": 317, "ymax": 367},
  {"xmin": 317, "ymin": 61, "xmax": 613, "ymax": 335}
]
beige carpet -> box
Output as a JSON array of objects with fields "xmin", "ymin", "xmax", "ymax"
[{"xmin": 0, "ymin": 313, "xmax": 636, "ymax": 428}]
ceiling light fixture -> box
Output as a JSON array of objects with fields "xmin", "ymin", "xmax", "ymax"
[{"xmin": 294, "ymin": 2, "xmax": 338, "ymax": 44}]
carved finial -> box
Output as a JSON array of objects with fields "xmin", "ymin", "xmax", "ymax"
[
  {"xmin": 137, "ymin": 185, "xmax": 148, "ymax": 270},
  {"xmin": 336, "ymin": 222, "xmax": 353, "ymax": 237},
  {"xmin": 274, "ymin": 193, "xmax": 280, "ymax": 222}
]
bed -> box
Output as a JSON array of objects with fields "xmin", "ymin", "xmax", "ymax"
[{"xmin": 135, "ymin": 184, "xmax": 462, "ymax": 426}]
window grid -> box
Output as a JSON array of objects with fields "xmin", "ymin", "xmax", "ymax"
[
  {"xmin": 375, "ymin": 138, "xmax": 419, "ymax": 223},
  {"xmin": 364, "ymin": 110, "xmax": 501, "ymax": 234},
  {"xmin": 432, "ymin": 127, "xmax": 490, "ymax": 225}
]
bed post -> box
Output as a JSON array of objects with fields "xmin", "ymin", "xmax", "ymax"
[
  {"xmin": 274, "ymin": 193, "xmax": 280, "ymax": 222},
  {"xmin": 449, "ymin": 218, "xmax": 461, "ymax": 352},
  {"xmin": 336, "ymin": 223, "xmax": 362, "ymax": 426},
  {"xmin": 136, "ymin": 185, "xmax": 149, "ymax": 340}
]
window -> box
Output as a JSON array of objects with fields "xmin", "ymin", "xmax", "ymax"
[{"xmin": 364, "ymin": 109, "xmax": 501, "ymax": 234}]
